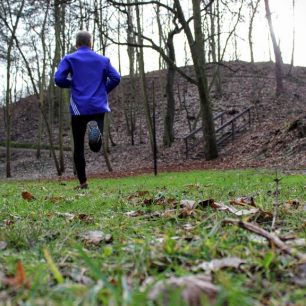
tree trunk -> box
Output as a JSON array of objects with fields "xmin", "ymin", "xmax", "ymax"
[
  {"xmin": 174, "ymin": 0, "xmax": 218, "ymax": 160},
  {"xmin": 135, "ymin": 2, "xmax": 154, "ymax": 151},
  {"xmin": 264, "ymin": 0, "xmax": 284, "ymax": 96},
  {"xmin": 288, "ymin": 0, "xmax": 295, "ymax": 75},
  {"xmin": 248, "ymin": 0, "xmax": 260, "ymax": 64},
  {"xmin": 4, "ymin": 0, "xmax": 25, "ymax": 177},
  {"xmin": 163, "ymin": 29, "xmax": 177, "ymax": 147}
]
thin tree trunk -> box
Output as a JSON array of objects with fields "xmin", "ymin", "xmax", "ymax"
[
  {"xmin": 4, "ymin": 0, "xmax": 25, "ymax": 177},
  {"xmin": 248, "ymin": 0, "xmax": 260, "ymax": 64},
  {"xmin": 288, "ymin": 0, "xmax": 295, "ymax": 75},
  {"xmin": 174, "ymin": 0, "xmax": 218, "ymax": 160},
  {"xmin": 163, "ymin": 29, "xmax": 178, "ymax": 147},
  {"xmin": 264, "ymin": 0, "xmax": 284, "ymax": 96},
  {"xmin": 135, "ymin": 2, "xmax": 154, "ymax": 151}
]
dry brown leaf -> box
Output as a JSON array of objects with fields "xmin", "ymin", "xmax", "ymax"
[
  {"xmin": 180, "ymin": 199, "xmax": 197, "ymax": 209},
  {"xmin": 77, "ymin": 213, "xmax": 94, "ymax": 223},
  {"xmin": 286, "ymin": 238, "xmax": 306, "ymax": 247},
  {"xmin": 230, "ymin": 196, "xmax": 256, "ymax": 207},
  {"xmin": 2, "ymin": 261, "xmax": 30, "ymax": 289},
  {"xmin": 246, "ymin": 209, "xmax": 273, "ymax": 223},
  {"xmin": 148, "ymin": 274, "xmax": 219, "ymax": 306},
  {"xmin": 198, "ymin": 199, "xmax": 271, "ymax": 220},
  {"xmin": 143, "ymin": 198, "xmax": 154, "ymax": 205},
  {"xmin": 46, "ymin": 196, "xmax": 64, "ymax": 203},
  {"xmin": 184, "ymin": 183, "xmax": 201, "ymax": 190},
  {"xmin": 21, "ymin": 191, "xmax": 35, "ymax": 201},
  {"xmin": 66, "ymin": 267, "xmax": 93, "ymax": 285},
  {"xmin": 55, "ymin": 212, "xmax": 94, "ymax": 223},
  {"xmin": 292, "ymin": 264, "xmax": 306, "ymax": 287},
  {"xmin": 137, "ymin": 190, "xmax": 150, "ymax": 197},
  {"xmin": 0, "ymin": 241, "xmax": 7, "ymax": 250},
  {"xmin": 125, "ymin": 210, "xmax": 144, "ymax": 217},
  {"xmin": 194, "ymin": 257, "xmax": 246, "ymax": 273},
  {"xmin": 56, "ymin": 212, "xmax": 75, "ymax": 221},
  {"xmin": 127, "ymin": 190, "xmax": 149, "ymax": 201},
  {"xmin": 198, "ymin": 198, "xmax": 215, "ymax": 209},
  {"xmin": 178, "ymin": 207, "xmax": 196, "ymax": 218},
  {"xmin": 284, "ymin": 199, "xmax": 300, "ymax": 210},
  {"xmin": 80, "ymin": 231, "xmax": 112, "ymax": 245}
]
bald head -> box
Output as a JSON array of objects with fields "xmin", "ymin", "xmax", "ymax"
[{"xmin": 76, "ymin": 31, "xmax": 92, "ymax": 48}]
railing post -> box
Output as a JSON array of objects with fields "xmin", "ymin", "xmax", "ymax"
[{"xmin": 232, "ymin": 121, "xmax": 235, "ymax": 140}]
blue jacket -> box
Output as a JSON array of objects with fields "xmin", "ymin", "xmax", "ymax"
[{"xmin": 54, "ymin": 46, "xmax": 121, "ymax": 115}]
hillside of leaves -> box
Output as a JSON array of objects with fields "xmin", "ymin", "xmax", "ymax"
[{"xmin": 0, "ymin": 61, "xmax": 305, "ymax": 179}]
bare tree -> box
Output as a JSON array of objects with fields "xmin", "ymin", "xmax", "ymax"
[
  {"xmin": 108, "ymin": 0, "xmax": 218, "ymax": 159},
  {"xmin": 248, "ymin": 0, "xmax": 261, "ymax": 64},
  {"xmin": 0, "ymin": 0, "xmax": 25, "ymax": 177},
  {"xmin": 264, "ymin": 0, "xmax": 284, "ymax": 96},
  {"xmin": 288, "ymin": 0, "xmax": 295, "ymax": 75}
]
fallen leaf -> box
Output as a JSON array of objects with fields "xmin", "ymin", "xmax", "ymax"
[
  {"xmin": 286, "ymin": 238, "xmax": 306, "ymax": 247},
  {"xmin": 137, "ymin": 190, "xmax": 149, "ymax": 197},
  {"xmin": 125, "ymin": 210, "xmax": 144, "ymax": 217},
  {"xmin": 0, "ymin": 241, "xmax": 7, "ymax": 250},
  {"xmin": 180, "ymin": 199, "xmax": 197, "ymax": 209},
  {"xmin": 247, "ymin": 209, "xmax": 273, "ymax": 223},
  {"xmin": 46, "ymin": 196, "xmax": 64, "ymax": 203},
  {"xmin": 21, "ymin": 191, "xmax": 35, "ymax": 201},
  {"xmin": 230, "ymin": 196, "xmax": 256, "ymax": 207},
  {"xmin": 184, "ymin": 183, "xmax": 201, "ymax": 190},
  {"xmin": 235, "ymin": 208, "xmax": 259, "ymax": 216},
  {"xmin": 77, "ymin": 213, "xmax": 94, "ymax": 223},
  {"xmin": 284, "ymin": 199, "xmax": 300, "ymax": 210},
  {"xmin": 148, "ymin": 274, "xmax": 219, "ymax": 306},
  {"xmin": 55, "ymin": 212, "xmax": 94, "ymax": 223},
  {"xmin": 194, "ymin": 257, "xmax": 246, "ymax": 273},
  {"xmin": 198, "ymin": 199, "xmax": 271, "ymax": 220},
  {"xmin": 178, "ymin": 207, "xmax": 196, "ymax": 218},
  {"xmin": 62, "ymin": 266, "xmax": 93, "ymax": 285},
  {"xmin": 56, "ymin": 212, "xmax": 75, "ymax": 221},
  {"xmin": 198, "ymin": 198, "xmax": 215, "ymax": 209},
  {"xmin": 183, "ymin": 223, "xmax": 194, "ymax": 231},
  {"xmin": 143, "ymin": 198, "xmax": 154, "ymax": 205},
  {"xmin": 292, "ymin": 264, "xmax": 306, "ymax": 287},
  {"xmin": 2, "ymin": 261, "xmax": 30, "ymax": 289},
  {"xmin": 80, "ymin": 231, "xmax": 112, "ymax": 245},
  {"xmin": 127, "ymin": 190, "xmax": 149, "ymax": 201}
]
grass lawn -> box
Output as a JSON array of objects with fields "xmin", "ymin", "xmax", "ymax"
[{"xmin": 0, "ymin": 169, "xmax": 305, "ymax": 305}]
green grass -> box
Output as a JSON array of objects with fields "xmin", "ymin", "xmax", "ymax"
[{"xmin": 0, "ymin": 169, "xmax": 305, "ymax": 305}]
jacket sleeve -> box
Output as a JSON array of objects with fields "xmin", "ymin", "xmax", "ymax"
[
  {"xmin": 54, "ymin": 56, "xmax": 72, "ymax": 88},
  {"xmin": 105, "ymin": 59, "xmax": 121, "ymax": 94}
]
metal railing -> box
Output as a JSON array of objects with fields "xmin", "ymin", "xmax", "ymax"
[{"xmin": 184, "ymin": 107, "xmax": 252, "ymax": 159}]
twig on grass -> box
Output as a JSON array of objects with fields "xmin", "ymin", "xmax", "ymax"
[{"xmin": 222, "ymin": 219, "xmax": 306, "ymax": 262}]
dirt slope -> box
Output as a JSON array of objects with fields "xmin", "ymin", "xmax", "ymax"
[{"xmin": 0, "ymin": 61, "xmax": 305, "ymax": 180}]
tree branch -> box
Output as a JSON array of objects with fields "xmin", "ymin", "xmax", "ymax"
[{"xmin": 223, "ymin": 219, "xmax": 306, "ymax": 262}]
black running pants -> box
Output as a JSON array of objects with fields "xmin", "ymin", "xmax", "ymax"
[{"xmin": 71, "ymin": 113, "xmax": 105, "ymax": 184}]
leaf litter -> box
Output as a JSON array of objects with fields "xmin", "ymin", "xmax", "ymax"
[
  {"xmin": 80, "ymin": 231, "xmax": 113, "ymax": 246},
  {"xmin": 0, "ymin": 261, "xmax": 30, "ymax": 289},
  {"xmin": 148, "ymin": 274, "xmax": 219, "ymax": 306},
  {"xmin": 193, "ymin": 257, "xmax": 246, "ymax": 273}
]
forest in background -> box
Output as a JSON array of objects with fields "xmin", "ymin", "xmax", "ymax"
[{"xmin": 0, "ymin": 0, "xmax": 303, "ymax": 179}]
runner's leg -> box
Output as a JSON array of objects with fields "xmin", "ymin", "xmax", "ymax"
[{"xmin": 71, "ymin": 115, "xmax": 87, "ymax": 185}]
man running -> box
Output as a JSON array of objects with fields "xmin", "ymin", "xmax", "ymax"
[{"xmin": 55, "ymin": 30, "xmax": 121, "ymax": 189}]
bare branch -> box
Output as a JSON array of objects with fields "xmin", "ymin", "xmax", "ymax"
[{"xmin": 223, "ymin": 219, "xmax": 306, "ymax": 262}]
